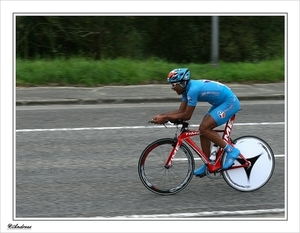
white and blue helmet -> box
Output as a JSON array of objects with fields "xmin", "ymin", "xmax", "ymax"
[{"xmin": 167, "ymin": 68, "xmax": 190, "ymax": 83}]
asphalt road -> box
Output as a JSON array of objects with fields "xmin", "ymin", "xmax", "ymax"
[{"xmin": 15, "ymin": 100, "xmax": 285, "ymax": 220}]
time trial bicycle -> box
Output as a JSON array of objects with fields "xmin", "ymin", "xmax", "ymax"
[{"xmin": 137, "ymin": 112, "xmax": 275, "ymax": 195}]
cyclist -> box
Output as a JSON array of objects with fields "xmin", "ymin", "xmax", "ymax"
[{"xmin": 152, "ymin": 68, "xmax": 241, "ymax": 177}]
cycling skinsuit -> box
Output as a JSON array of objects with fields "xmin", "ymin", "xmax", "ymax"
[{"xmin": 182, "ymin": 80, "xmax": 241, "ymax": 126}]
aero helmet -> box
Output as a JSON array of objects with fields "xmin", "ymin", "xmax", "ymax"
[{"xmin": 167, "ymin": 68, "xmax": 190, "ymax": 83}]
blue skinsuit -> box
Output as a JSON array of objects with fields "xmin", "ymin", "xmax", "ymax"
[{"xmin": 182, "ymin": 80, "xmax": 241, "ymax": 126}]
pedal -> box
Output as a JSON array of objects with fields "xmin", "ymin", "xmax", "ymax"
[{"xmin": 207, "ymin": 170, "xmax": 222, "ymax": 179}]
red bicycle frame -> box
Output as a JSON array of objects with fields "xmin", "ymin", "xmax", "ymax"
[{"xmin": 165, "ymin": 114, "xmax": 250, "ymax": 172}]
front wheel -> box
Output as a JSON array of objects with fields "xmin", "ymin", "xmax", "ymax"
[
  {"xmin": 138, "ymin": 138, "xmax": 195, "ymax": 195},
  {"xmin": 222, "ymin": 136, "xmax": 275, "ymax": 192}
]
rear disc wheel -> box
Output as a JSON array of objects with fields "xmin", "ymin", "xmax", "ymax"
[{"xmin": 222, "ymin": 136, "xmax": 275, "ymax": 192}]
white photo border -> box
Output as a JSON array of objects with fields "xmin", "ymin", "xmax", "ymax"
[{"xmin": 1, "ymin": 1, "xmax": 299, "ymax": 233}]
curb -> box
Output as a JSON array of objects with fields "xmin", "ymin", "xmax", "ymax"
[{"xmin": 16, "ymin": 94, "xmax": 284, "ymax": 106}]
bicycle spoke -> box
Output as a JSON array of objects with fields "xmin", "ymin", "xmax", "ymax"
[{"xmin": 138, "ymin": 138, "xmax": 194, "ymax": 195}]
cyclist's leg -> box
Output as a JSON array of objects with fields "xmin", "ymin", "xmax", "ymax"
[
  {"xmin": 194, "ymin": 114, "xmax": 224, "ymax": 177},
  {"xmin": 194, "ymin": 108, "xmax": 226, "ymax": 177},
  {"xmin": 199, "ymin": 105, "xmax": 227, "ymax": 151},
  {"xmin": 199, "ymin": 114, "xmax": 225, "ymax": 152},
  {"xmin": 195, "ymin": 96, "xmax": 240, "ymax": 176},
  {"xmin": 208, "ymin": 95, "xmax": 241, "ymax": 169},
  {"xmin": 199, "ymin": 114, "xmax": 214, "ymax": 158}
]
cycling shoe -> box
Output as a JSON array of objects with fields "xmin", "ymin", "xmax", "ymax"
[
  {"xmin": 223, "ymin": 147, "xmax": 240, "ymax": 170},
  {"xmin": 193, "ymin": 164, "xmax": 207, "ymax": 178}
]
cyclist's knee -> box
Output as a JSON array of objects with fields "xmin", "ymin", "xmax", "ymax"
[
  {"xmin": 199, "ymin": 123, "xmax": 212, "ymax": 135},
  {"xmin": 199, "ymin": 124, "xmax": 205, "ymax": 132},
  {"xmin": 199, "ymin": 120, "xmax": 216, "ymax": 133}
]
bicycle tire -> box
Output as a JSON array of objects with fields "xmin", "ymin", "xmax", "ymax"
[
  {"xmin": 222, "ymin": 136, "xmax": 275, "ymax": 192},
  {"xmin": 138, "ymin": 138, "xmax": 195, "ymax": 195}
]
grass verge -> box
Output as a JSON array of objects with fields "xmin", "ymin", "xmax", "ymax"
[{"xmin": 16, "ymin": 57, "xmax": 284, "ymax": 86}]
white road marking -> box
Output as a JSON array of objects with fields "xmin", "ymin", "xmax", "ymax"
[
  {"xmin": 16, "ymin": 122, "xmax": 284, "ymax": 132},
  {"xmin": 19, "ymin": 208, "xmax": 285, "ymax": 220},
  {"xmin": 16, "ymin": 122, "xmax": 285, "ymax": 159},
  {"xmin": 101, "ymin": 208, "xmax": 285, "ymax": 219}
]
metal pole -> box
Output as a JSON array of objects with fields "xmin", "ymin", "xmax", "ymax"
[{"xmin": 211, "ymin": 16, "xmax": 219, "ymax": 66}]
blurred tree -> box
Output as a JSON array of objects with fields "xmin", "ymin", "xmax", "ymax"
[{"xmin": 16, "ymin": 15, "xmax": 284, "ymax": 62}]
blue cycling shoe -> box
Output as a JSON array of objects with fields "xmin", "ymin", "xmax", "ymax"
[
  {"xmin": 193, "ymin": 164, "xmax": 207, "ymax": 178},
  {"xmin": 223, "ymin": 147, "xmax": 240, "ymax": 170}
]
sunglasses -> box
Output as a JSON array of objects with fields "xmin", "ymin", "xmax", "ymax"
[{"xmin": 171, "ymin": 82, "xmax": 181, "ymax": 87}]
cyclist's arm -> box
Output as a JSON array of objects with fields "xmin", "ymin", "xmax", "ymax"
[
  {"xmin": 163, "ymin": 102, "xmax": 195, "ymax": 121},
  {"xmin": 153, "ymin": 101, "xmax": 195, "ymax": 123}
]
